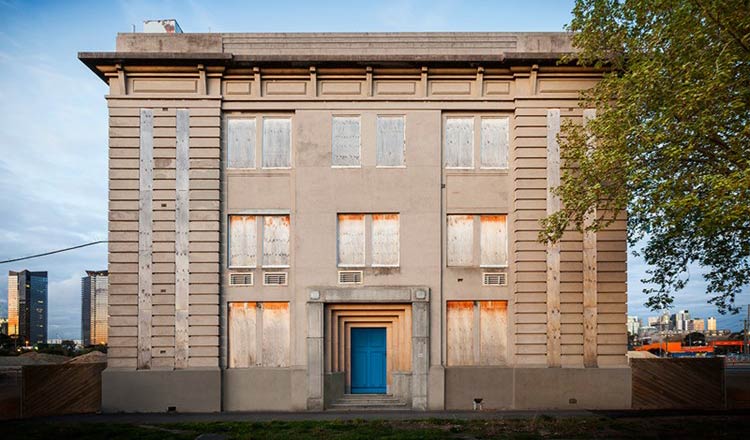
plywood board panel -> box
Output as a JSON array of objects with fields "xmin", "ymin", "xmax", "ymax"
[
  {"xmin": 228, "ymin": 302, "xmax": 257, "ymax": 368},
  {"xmin": 447, "ymin": 215, "xmax": 473, "ymax": 266},
  {"xmin": 371, "ymin": 214, "xmax": 399, "ymax": 266},
  {"xmin": 447, "ymin": 301, "xmax": 474, "ymax": 366},
  {"xmin": 376, "ymin": 116, "xmax": 405, "ymax": 167},
  {"xmin": 332, "ymin": 116, "xmax": 361, "ymax": 166},
  {"xmin": 262, "ymin": 215, "xmax": 290, "ymax": 267},
  {"xmin": 480, "ymin": 117, "xmax": 509, "ymax": 168},
  {"xmin": 337, "ymin": 214, "xmax": 365, "ymax": 266},
  {"xmin": 480, "ymin": 301, "xmax": 508, "ymax": 365},
  {"xmin": 444, "ymin": 117, "xmax": 473, "ymax": 168},
  {"xmin": 262, "ymin": 118, "xmax": 291, "ymax": 168},
  {"xmin": 261, "ymin": 302, "xmax": 290, "ymax": 367},
  {"xmin": 480, "ymin": 215, "xmax": 508, "ymax": 267},
  {"xmin": 229, "ymin": 215, "xmax": 257, "ymax": 268},
  {"xmin": 227, "ymin": 118, "xmax": 255, "ymax": 168}
]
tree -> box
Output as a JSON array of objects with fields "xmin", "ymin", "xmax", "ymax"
[{"xmin": 542, "ymin": 0, "xmax": 750, "ymax": 314}]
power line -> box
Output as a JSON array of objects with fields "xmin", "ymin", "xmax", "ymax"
[{"xmin": 0, "ymin": 241, "xmax": 108, "ymax": 264}]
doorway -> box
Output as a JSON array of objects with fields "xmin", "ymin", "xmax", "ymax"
[{"xmin": 350, "ymin": 327, "xmax": 387, "ymax": 394}]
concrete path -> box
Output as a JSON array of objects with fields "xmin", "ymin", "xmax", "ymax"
[{"xmin": 29, "ymin": 408, "xmax": 750, "ymax": 424}]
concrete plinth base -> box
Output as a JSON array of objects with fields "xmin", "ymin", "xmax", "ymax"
[
  {"xmin": 445, "ymin": 366, "xmax": 631, "ymax": 410},
  {"xmin": 102, "ymin": 368, "xmax": 221, "ymax": 413},
  {"xmin": 223, "ymin": 367, "xmax": 307, "ymax": 411}
]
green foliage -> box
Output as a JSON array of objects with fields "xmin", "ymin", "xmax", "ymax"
[{"xmin": 542, "ymin": 0, "xmax": 750, "ymax": 313}]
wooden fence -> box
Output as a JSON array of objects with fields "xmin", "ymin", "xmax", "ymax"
[
  {"xmin": 631, "ymin": 358, "xmax": 725, "ymax": 409},
  {"xmin": 0, "ymin": 362, "xmax": 106, "ymax": 419}
]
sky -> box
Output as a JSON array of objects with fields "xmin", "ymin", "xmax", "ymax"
[{"xmin": 0, "ymin": 0, "xmax": 746, "ymax": 340}]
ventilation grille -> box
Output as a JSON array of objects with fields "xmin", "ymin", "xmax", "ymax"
[
  {"xmin": 229, "ymin": 273, "xmax": 253, "ymax": 286},
  {"xmin": 338, "ymin": 270, "xmax": 363, "ymax": 284},
  {"xmin": 263, "ymin": 272, "xmax": 288, "ymax": 286},
  {"xmin": 483, "ymin": 272, "xmax": 507, "ymax": 286}
]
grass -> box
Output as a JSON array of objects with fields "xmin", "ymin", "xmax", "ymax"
[{"xmin": 3, "ymin": 414, "xmax": 749, "ymax": 439}]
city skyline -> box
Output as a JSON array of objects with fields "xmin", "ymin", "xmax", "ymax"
[{"xmin": 0, "ymin": 0, "xmax": 747, "ymax": 340}]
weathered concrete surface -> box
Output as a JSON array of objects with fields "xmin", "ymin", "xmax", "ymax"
[
  {"xmin": 223, "ymin": 368, "xmax": 306, "ymax": 411},
  {"xmin": 323, "ymin": 372, "xmax": 345, "ymax": 408},
  {"xmin": 102, "ymin": 368, "xmax": 221, "ymax": 413},
  {"xmin": 113, "ymin": 32, "xmax": 572, "ymax": 57},
  {"xmin": 445, "ymin": 367, "xmax": 631, "ymax": 410},
  {"xmin": 445, "ymin": 367, "xmax": 514, "ymax": 410}
]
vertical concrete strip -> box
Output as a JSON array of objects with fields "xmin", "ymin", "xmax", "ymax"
[
  {"xmin": 137, "ymin": 108, "xmax": 154, "ymax": 370},
  {"xmin": 175, "ymin": 109, "xmax": 190, "ymax": 370},
  {"xmin": 582, "ymin": 108, "xmax": 598, "ymax": 368},
  {"xmin": 411, "ymin": 300, "xmax": 429, "ymax": 410},
  {"xmin": 546, "ymin": 109, "xmax": 562, "ymax": 368},
  {"xmin": 306, "ymin": 301, "xmax": 324, "ymax": 410}
]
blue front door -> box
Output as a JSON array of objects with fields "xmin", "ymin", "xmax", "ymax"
[{"xmin": 351, "ymin": 327, "xmax": 387, "ymax": 394}]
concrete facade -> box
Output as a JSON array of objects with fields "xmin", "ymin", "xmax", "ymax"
[{"xmin": 80, "ymin": 31, "xmax": 630, "ymax": 413}]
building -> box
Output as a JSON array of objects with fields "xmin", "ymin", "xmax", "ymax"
[
  {"xmin": 0, "ymin": 318, "xmax": 7, "ymax": 335},
  {"xmin": 672, "ymin": 310, "xmax": 690, "ymax": 332},
  {"xmin": 627, "ymin": 316, "xmax": 640, "ymax": 336},
  {"xmin": 690, "ymin": 318, "xmax": 705, "ymax": 332},
  {"xmin": 7, "ymin": 270, "xmax": 48, "ymax": 345},
  {"xmin": 82, "ymin": 270, "xmax": 109, "ymax": 346},
  {"xmin": 707, "ymin": 316, "xmax": 717, "ymax": 332},
  {"xmin": 79, "ymin": 28, "xmax": 630, "ymax": 413}
]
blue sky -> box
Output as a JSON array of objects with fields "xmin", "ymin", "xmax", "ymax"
[{"xmin": 0, "ymin": 0, "xmax": 745, "ymax": 339}]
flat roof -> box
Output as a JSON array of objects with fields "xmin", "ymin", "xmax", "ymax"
[{"xmin": 79, "ymin": 32, "xmax": 575, "ymax": 81}]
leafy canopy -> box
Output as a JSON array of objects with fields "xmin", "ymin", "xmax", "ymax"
[{"xmin": 541, "ymin": 0, "xmax": 750, "ymax": 313}]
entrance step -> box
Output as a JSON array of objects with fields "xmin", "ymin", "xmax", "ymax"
[{"xmin": 329, "ymin": 394, "xmax": 408, "ymax": 410}]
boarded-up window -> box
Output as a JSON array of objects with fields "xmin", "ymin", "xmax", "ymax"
[
  {"xmin": 447, "ymin": 215, "xmax": 473, "ymax": 266},
  {"xmin": 262, "ymin": 118, "xmax": 291, "ymax": 168},
  {"xmin": 480, "ymin": 215, "xmax": 508, "ymax": 267},
  {"xmin": 337, "ymin": 214, "xmax": 365, "ymax": 267},
  {"xmin": 228, "ymin": 302, "xmax": 290, "ymax": 368},
  {"xmin": 261, "ymin": 302, "xmax": 291, "ymax": 367},
  {"xmin": 262, "ymin": 215, "xmax": 290, "ymax": 267},
  {"xmin": 332, "ymin": 116, "xmax": 361, "ymax": 166},
  {"xmin": 444, "ymin": 117, "xmax": 473, "ymax": 168},
  {"xmin": 227, "ymin": 118, "xmax": 256, "ymax": 168},
  {"xmin": 371, "ymin": 214, "xmax": 399, "ymax": 266},
  {"xmin": 229, "ymin": 215, "xmax": 257, "ymax": 268},
  {"xmin": 447, "ymin": 300, "xmax": 508, "ymax": 366},
  {"xmin": 480, "ymin": 118, "xmax": 509, "ymax": 169},
  {"xmin": 376, "ymin": 116, "xmax": 405, "ymax": 166}
]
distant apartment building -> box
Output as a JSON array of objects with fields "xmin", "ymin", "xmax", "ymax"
[
  {"xmin": 672, "ymin": 310, "xmax": 691, "ymax": 332},
  {"xmin": 627, "ymin": 316, "xmax": 640, "ymax": 335},
  {"xmin": 7, "ymin": 270, "xmax": 48, "ymax": 345},
  {"xmin": 707, "ymin": 317, "xmax": 717, "ymax": 332},
  {"xmin": 82, "ymin": 270, "xmax": 109, "ymax": 346},
  {"xmin": 80, "ymin": 29, "xmax": 630, "ymax": 412},
  {"xmin": 690, "ymin": 318, "xmax": 705, "ymax": 332}
]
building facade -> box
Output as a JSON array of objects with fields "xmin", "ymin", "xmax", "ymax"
[
  {"xmin": 707, "ymin": 316, "xmax": 717, "ymax": 332},
  {"xmin": 7, "ymin": 270, "xmax": 48, "ymax": 345},
  {"xmin": 80, "ymin": 31, "xmax": 630, "ymax": 412},
  {"xmin": 82, "ymin": 270, "xmax": 109, "ymax": 346}
]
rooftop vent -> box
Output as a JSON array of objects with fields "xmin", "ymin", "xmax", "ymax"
[{"xmin": 143, "ymin": 19, "xmax": 183, "ymax": 34}]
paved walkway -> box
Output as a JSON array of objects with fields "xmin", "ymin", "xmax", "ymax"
[{"xmin": 32, "ymin": 408, "xmax": 749, "ymax": 424}]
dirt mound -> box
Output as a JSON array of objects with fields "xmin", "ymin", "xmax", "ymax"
[{"xmin": 66, "ymin": 351, "xmax": 107, "ymax": 364}]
